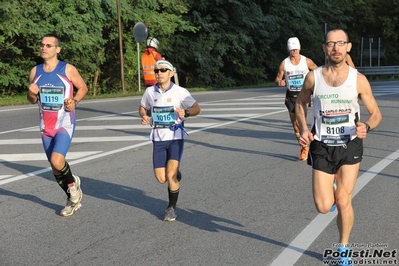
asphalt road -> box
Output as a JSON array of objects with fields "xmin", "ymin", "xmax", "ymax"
[{"xmin": 0, "ymin": 81, "xmax": 398, "ymax": 266}]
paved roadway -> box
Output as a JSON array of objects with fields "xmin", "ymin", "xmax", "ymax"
[{"xmin": 0, "ymin": 81, "xmax": 398, "ymax": 266}]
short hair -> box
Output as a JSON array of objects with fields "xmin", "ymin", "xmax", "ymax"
[
  {"xmin": 43, "ymin": 34, "xmax": 61, "ymax": 47},
  {"xmin": 325, "ymin": 29, "xmax": 349, "ymax": 42}
]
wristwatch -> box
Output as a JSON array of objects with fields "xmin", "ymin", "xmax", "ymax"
[
  {"xmin": 364, "ymin": 122, "xmax": 370, "ymax": 132},
  {"xmin": 73, "ymin": 99, "xmax": 79, "ymax": 106},
  {"xmin": 184, "ymin": 109, "xmax": 190, "ymax": 118}
]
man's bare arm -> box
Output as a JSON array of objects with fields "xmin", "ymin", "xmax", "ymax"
[
  {"xmin": 275, "ymin": 61, "xmax": 286, "ymax": 87},
  {"xmin": 306, "ymin": 58, "xmax": 318, "ymax": 71},
  {"xmin": 357, "ymin": 73, "xmax": 382, "ymax": 131},
  {"xmin": 27, "ymin": 67, "xmax": 39, "ymax": 104}
]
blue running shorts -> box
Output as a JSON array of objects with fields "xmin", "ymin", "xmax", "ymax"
[{"xmin": 153, "ymin": 139, "xmax": 184, "ymax": 169}]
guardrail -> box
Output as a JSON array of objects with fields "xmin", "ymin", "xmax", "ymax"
[{"xmin": 356, "ymin": 66, "xmax": 399, "ymax": 76}]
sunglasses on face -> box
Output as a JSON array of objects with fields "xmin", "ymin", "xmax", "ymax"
[
  {"xmin": 40, "ymin": 43, "xmax": 57, "ymax": 48},
  {"xmin": 154, "ymin": 68, "xmax": 170, "ymax": 74}
]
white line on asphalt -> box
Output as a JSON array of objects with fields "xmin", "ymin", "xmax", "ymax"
[
  {"xmin": 0, "ymin": 110, "xmax": 287, "ymax": 186},
  {"xmin": 201, "ymin": 107, "xmax": 286, "ymax": 111},
  {"xmin": 0, "ymin": 151, "xmax": 102, "ymax": 162},
  {"xmin": 20, "ymin": 123, "xmax": 218, "ymax": 132},
  {"xmin": 86, "ymin": 113, "xmax": 263, "ymax": 120},
  {"xmin": 269, "ymin": 149, "xmax": 399, "ymax": 266},
  {"xmin": 87, "ymin": 116, "xmax": 141, "ymax": 121},
  {"xmin": 200, "ymin": 101, "xmax": 284, "ymax": 105},
  {"xmin": 0, "ymin": 175, "xmax": 13, "ymax": 180},
  {"xmin": 0, "ymin": 136, "xmax": 149, "ymax": 145},
  {"xmin": 197, "ymin": 114, "xmax": 259, "ymax": 118}
]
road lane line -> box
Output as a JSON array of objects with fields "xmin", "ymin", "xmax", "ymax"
[
  {"xmin": 269, "ymin": 149, "xmax": 399, "ymax": 266},
  {"xmin": 0, "ymin": 110, "xmax": 286, "ymax": 186},
  {"xmin": 20, "ymin": 123, "xmax": 218, "ymax": 132},
  {"xmin": 0, "ymin": 151, "xmax": 102, "ymax": 162}
]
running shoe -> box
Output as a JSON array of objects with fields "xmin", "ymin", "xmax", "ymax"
[
  {"xmin": 337, "ymin": 246, "xmax": 352, "ymax": 266},
  {"xmin": 330, "ymin": 179, "xmax": 337, "ymax": 212},
  {"xmin": 164, "ymin": 207, "xmax": 177, "ymax": 222},
  {"xmin": 299, "ymin": 146, "xmax": 309, "ymax": 161},
  {"xmin": 60, "ymin": 199, "xmax": 82, "ymax": 217},
  {"xmin": 68, "ymin": 175, "xmax": 82, "ymax": 205},
  {"xmin": 73, "ymin": 174, "xmax": 81, "ymax": 188}
]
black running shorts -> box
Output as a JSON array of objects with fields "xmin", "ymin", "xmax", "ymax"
[
  {"xmin": 307, "ymin": 137, "xmax": 363, "ymax": 174},
  {"xmin": 285, "ymin": 90, "xmax": 310, "ymax": 113},
  {"xmin": 285, "ymin": 90, "xmax": 299, "ymax": 113}
]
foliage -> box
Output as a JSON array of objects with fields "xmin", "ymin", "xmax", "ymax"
[
  {"xmin": 170, "ymin": 0, "xmax": 282, "ymax": 87},
  {"xmin": 0, "ymin": 0, "xmax": 106, "ymax": 95},
  {"xmin": 0, "ymin": 0, "xmax": 398, "ymax": 96},
  {"xmin": 263, "ymin": 0, "xmax": 350, "ymax": 74},
  {"xmin": 332, "ymin": 0, "xmax": 399, "ymax": 66}
]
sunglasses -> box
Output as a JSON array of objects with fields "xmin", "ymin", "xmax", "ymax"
[
  {"xmin": 154, "ymin": 68, "xmax": 170, "ymax": 74},
  {"xmin": 40, "ymin": 43, "xmax": 57, "ymax": 48}
]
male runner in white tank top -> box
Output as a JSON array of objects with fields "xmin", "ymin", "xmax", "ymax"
[
  {"xmin": 275, "ymin": 37, "xmax": 318, "ymax": 161},
  {"xmin": 295, "ymin": 29, "xmax": 382, "ymax": 265}
]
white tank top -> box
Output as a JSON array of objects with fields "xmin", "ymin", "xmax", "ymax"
[
  {"xmin": 312, "ymin": 66, "xmax": 360, "ymax": 146},
  {"xmin": 284, "ymin": 55, "xmax": 309, "ymax": 92}
]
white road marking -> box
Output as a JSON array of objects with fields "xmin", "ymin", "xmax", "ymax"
[
  {"xmin": 0, "ymin": 110, "xmax": 287, "ymax": 186},
  {"xmin": 0, "ymin": 136, "xmax": 149, "ymax": 145},
  {"xmin": 20, "ymin": 123, "xmax": 218, "ymax": 132},
  {"xmin": 0, "ymin": 175, "xmax": 13, "ymax": 180},
  {"xmin": 269, "ymin": 149, "xmax": 399, "ymax": 266},
  {"xmin": 0, "ymin": 151, "xmax": 102, "ymax": 162}
]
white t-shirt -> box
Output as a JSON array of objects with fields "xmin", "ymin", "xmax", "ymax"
[
  {"xmin": 312, "ymin": 66, "xmax": 360, "ymax": 146},
  {"xmin": 140, "ymin": 83, "xmax": 197, "ymax": 141}
]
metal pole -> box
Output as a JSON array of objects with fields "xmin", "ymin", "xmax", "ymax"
[
  {"xmin": 324, "ymin": 23, "xmax": 327, "ymax": 64},
  {"xmin": 378, "ymin": 37, "xmax": 381, "ymax": 66},
  {"xmin": 173, "ymin": 68, "xmax": 179, "ymax": 86},
  {"xmin": 137, "ymin": 42, "xmax": 141, "ymax": 92},
  {"xmin": 369, "ymin": 38, "xmax": 373, "ymax": 67},
  {"xmin": 360, "ymin": 37, "xmax": 363, "ymax": 67},
  {"xmin": 117, "ymin": 0, "xmax": 126, "ymax": 93}
]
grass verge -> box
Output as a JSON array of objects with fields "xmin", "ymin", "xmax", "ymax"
[{"xmin": 0, "ymin": 82, "xmax": 277, "ymax": 107}]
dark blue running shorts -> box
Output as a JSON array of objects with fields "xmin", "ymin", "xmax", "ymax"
[{"xmin": 152, "ymin": 139, "xmax": 184, "ymax": 169}]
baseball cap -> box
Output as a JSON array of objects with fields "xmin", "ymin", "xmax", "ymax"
[{"xmin": 287, "ymin": 37, "xmax": 301, "ymax": 50}]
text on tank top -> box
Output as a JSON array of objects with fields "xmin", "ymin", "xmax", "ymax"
[
  {"xmin": 284, "ymin": 55, "xmax": 309, "ymax": 92},
  {"xmin": 312, "ymin": 66, "xmax": 360, "ymax": 146}
]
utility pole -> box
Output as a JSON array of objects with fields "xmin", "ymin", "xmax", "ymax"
[{"xmin": 117, "ymin": 0, "xmax": 126, "ymax": 93}]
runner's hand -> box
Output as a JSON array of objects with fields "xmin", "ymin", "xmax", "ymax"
[
  {"xmin": 299, "ymin": 129, "xmax": 314, "ymax": 147},
  {"xmin": 176, "ymin": 108, "xmax": 185, "ymax": 119},
  {"xmin": 141, "ymin": 115, "xmax": 151, "ymax": 125},
  {"xmin": 356, "ymin": 122, "xmax": 368, "ymax": 139}
]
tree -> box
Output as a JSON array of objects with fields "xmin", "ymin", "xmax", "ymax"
[
  {"xmin": 0, "ymin": 0, "xmax": 397, "ymax": 96},
  {"xmin": 336, "ymin": 0, "xmax": 399, "ymax": 66},
  {"xmin": 264, "ymin": 0, "xmax": 350, "ymax": 76},
  {"xmin": 0, "ymin": 0, "xmax": 106, "ymax": 95},
  {"xmin": 169, "ymin": 0, "xmax": 277, "ymax": 88},
  {"xmin": 99, "ymin": 0, "xmax": 197, "ymax": 92}
]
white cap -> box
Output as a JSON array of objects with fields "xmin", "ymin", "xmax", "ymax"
[{"xmin": 287, "ymin": 37, "xmax": 300, "ymax": 50}]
